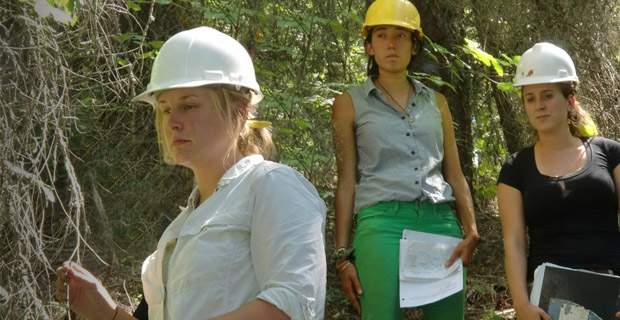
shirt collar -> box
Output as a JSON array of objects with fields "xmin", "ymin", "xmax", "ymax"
[
  {"xmin": 362, "ymin": 76, "xmax": 432, "ymax": 100},
  {"xmin": 184, "ymin": 154, "xmax": 264, "ymax": 211}
]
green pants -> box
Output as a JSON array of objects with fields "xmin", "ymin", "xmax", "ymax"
[{"xmin": 353, "ymin": 201, "xmax": 466, "ymax": 320}]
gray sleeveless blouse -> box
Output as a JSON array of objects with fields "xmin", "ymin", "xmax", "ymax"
[{"xmin": 348, "ymin": 76, "xmax": 454, "ymax": 214}]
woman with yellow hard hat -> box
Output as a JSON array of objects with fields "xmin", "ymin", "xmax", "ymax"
[
  {"xmin": 498, "ymin": 42, "xmax": 620, "ymax": 320},
  {"xmin": 331, "ymin": 0, "xmax": 479, "ymax": 319},
  {"xmin": 53, "ymin": 26, "xmax": 327, "ymax": 320}
]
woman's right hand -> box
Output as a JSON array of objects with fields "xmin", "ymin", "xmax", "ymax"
[
  {"xmin": 54, "ymin": 261, "xmax": 117, "ymax": 320},
  {"xmin": 338, "ymin": 262, "xmax": 363, "ymax": 315},
  {"xmin": 514, "ymin": 302, "xmax": 551, "ymax": 320}
]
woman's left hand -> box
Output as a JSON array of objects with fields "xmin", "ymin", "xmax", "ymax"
[{"xmin": 445, "ymin": 233, "xmax": 479, "ymax": 267}]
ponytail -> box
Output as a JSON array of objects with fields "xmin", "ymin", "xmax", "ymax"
[{"xmin": 559, "ymin": 82, "xmax": 598, "ymax": 138}]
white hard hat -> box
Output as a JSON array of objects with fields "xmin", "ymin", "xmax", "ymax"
[
  {"xmin": 133, "ymin": 26, "xmax": 263, "ymax": 106},
  {"xmin": 514, "ymin": 42, "xmax": 579, "ymax": 87}
]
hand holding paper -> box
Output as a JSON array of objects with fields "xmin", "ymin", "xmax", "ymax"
[{"xmin": 399, "ymin": 230, "xmax": 464, "ymax": 308}]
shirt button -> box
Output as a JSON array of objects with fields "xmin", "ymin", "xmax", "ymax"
[
  {"xmin": 406, "ymin": 132, "xmax": 410, "ymax": 137},
  {"xmin": 401, "ymin": 116, "xmax": 406, "ymax": 120},
  {"xmin": 411, "ymin": 151, "xmax": 416, "ymax": 155},
  {"xmin": 411, "ymin": 102, "xmax": 416, "ymax": 106},
  {"xmin": 415, "ymin": 168, "xmax": 418, "ymax": 171},
  {"xmin": 415, "ymin": 181, "xmax": 419, "ymax": 185}
]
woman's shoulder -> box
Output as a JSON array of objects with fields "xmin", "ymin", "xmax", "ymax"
[
  {"xmin": 250, "ymin": 160, "xmax": 326, "ymax": 212},
  {"xmin": 251, "ymin": 159, "xmax": 293, "ymax": 177},
  {"xmin": 586, "ymin": 136, "xmax": 620, "ymax": 161},
  {"xmin": 333, "ymin": 90, "xmax": 354, "ymax": 108},
  {"xmin": 343, "ymin": 78, "xmax": 372, "ymax": 95},
  {"xmin": 410, "ymin": 78, "xmax": 437, "ymax": 97},
  {"xmin": 503, "ymin": 145, "xmax": 535, "ymax": 167},
  {"xmin": 587, "ymin": 136, "xmax": 620, "ymax": 148},
  {"xmin": 498, "ymin": 146, "xmax": 535, "ymax": 187},
  {"xmin": 252, "ymin": 160, "xmax": 316, "ymax": 190}
]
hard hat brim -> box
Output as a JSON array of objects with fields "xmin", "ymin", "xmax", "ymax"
[
  {"xmin": 361, "ymin": 23, "xmax": 423, "ymax": 38},
  {"xmin": 133, "ymin": 80, "xmax": 264, "ymax": 106},
  {"xmin": 513, "ymin": 75, "xmax": 579, "ymax": 88}
]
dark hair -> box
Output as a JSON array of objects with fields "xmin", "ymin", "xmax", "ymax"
[{"xmin": 365, "ymin": 27, "xmax": 424, "ymax": 77}]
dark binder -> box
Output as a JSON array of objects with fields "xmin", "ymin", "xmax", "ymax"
[{"xmin": 530, "ymin": 262, "xmax": 620, "ymax": 320}]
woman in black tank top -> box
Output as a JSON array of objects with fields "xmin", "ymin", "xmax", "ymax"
[{"xmin": 497, "ymin": 42, "xmax": 620, "ymax": 320}]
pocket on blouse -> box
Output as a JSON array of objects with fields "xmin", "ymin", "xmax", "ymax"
[{"xmin": 166, "ymin": 210, "xmax": 252, "ymax": 298}]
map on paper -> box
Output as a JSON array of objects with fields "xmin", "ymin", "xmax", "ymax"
[
  {"xmin": 402, "ymin": 242, "xmax": 461, "ymax": 279},
  {"xmin": 399, "ymin": 230, "xmax": 463, "ymax": 308}
]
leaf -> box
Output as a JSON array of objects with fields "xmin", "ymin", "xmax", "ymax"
[
  {"xmin": 278, "ymin": 127, "xmax": 295, "ymax": 135},
  {"xmin": 203, "ymin": 10, "xmax": 227, "ymax": 19},
  {"xmin": 491, "ymin": 58, "xmax": 504, "ymax": 77},
  {"xmin": 329, "ymin": 20, "xmax": 344, "ymax": 33},
  {"xmin": 293, "ymin": 119, "xmax": 314, "ymax": 130},
  {"xmin": 126, "ymin": 1, "xmax": 141, "ymax": 11},
  {"xmin": 464, "ymin": 38, "xmax": 506, "ymax": 76},
  {"xmin": 431, "ymin": 42, "xmax": 450, "ymax": 55},
  {"xmin": 501, "ymin": 53, "xmax": 517, "ymax": 66},
  {"xmin": 276, "ymin": 18, "xmax": 300, "ymax": 28},
  {"xmin": 464, "ymin": 39, "xmax": 490, "ymax": 66},
  {"xmin": 34, "ymin": 0, "xmax": 72, "ymax": 24},
  {"xmin": 425, "ymin": 50, "xmax": 439, "ymax": 63},
  {"xmin": 137, "ymin": 50, "xmax": 156, "ymax": 60},
  {"xmin": 148, "ymin": 41, "xmax": 165, "ymax": 49},
  {"xmin": 497, "ymin": 82, "xmax": 515, "ymax": 92}
]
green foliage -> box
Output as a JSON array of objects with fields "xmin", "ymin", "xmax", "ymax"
[
  {"xmin": 463, "ymin": 38, "xmax": 504, "ymax": 77},
  {"xmin": 5, "ymin": 0, "xmax": 620, "ymax": 319},
  {"xmin": 462, "ymin": 38, "xmax": 522, "ymax": 94}
]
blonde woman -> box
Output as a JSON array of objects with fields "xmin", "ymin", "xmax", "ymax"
[{"xmin": 55, "ymin": 27, "xmax": 326, "ymax": 320}]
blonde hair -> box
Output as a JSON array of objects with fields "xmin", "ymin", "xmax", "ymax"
[
  {"xmin": 155, "ymin": 86, "xmax": 276, "ymax": 165},
  {"xmin": 559, "ymin": 82, "xmax": 598, "ymax": 138}
]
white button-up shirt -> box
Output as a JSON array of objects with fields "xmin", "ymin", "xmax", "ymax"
[{"xmin": 141, "ymin": 155, "xmax": 326, "ymax": 319}]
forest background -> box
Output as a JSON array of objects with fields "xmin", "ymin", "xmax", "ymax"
[{"xmin": 1, "ymin": 0, "xmax": 619, "ymax": 319}]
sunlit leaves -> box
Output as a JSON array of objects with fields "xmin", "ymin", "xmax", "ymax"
[
  {"xmin": 463, "ymin": 38, "xmax": 504, "ymax": 77},
  {"xmin": 496, "ymin": 82, "xmax": 516, "ymax": 92}
]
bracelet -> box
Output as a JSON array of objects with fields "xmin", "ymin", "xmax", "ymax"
[
  {"xmin": 338, "ymin": 260, "xmax": 352, "ymax": 273},
  {"xmin": 332, "ymin": 247, "xmax": 351, "ymax": 272},
  {"xmin": 111, "ymin": 306, "xmax": 119, "ymax": 320},
  {"xmin": 336, "ymin": 258, "xmax": 348, "ymax": 269}
]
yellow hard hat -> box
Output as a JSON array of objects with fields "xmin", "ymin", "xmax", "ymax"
[{"xmin": 361, "ymin": 0, "xmax": 423, "ymax": 39}]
